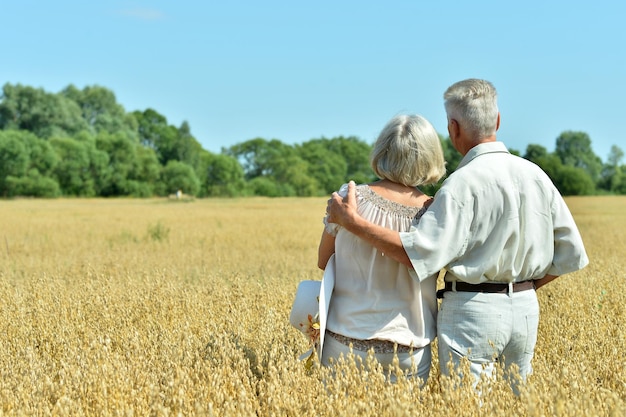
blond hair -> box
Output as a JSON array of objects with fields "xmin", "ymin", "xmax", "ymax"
[{"xmin": 370, "ymin": 115, "xmax": 446, "ymax": 187}]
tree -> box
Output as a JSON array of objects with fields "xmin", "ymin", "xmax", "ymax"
[
  {"xmin": 197, "ymin": 151, "xmax": 245, "ymax": 197},
  {"xmin": 227, "ymin": 138, "xmax": 321, "ymax": 196},
  {"xmin": 324, "ymin": 136, "xmax": 374, "ymax": 185},
  {"xmin": 155, "ymin": 120, "xmax": 203, "ymax": 169},
  {"xmin": 614, "ymin": 168, "xmax": 626, "ymax": 194},
  {"xmin": 62, "ymin": 85, "xmax": 137, "ymax": 139},
  {"xmin": 132, "ymin": 109, "xmax": 202, "ymax": 168},
  {"xmin": 96, "ymin": 131, "xmax": 140, "ymax": 196},
  {"xmin": 50, "ymin": 135, "xmax": 109, "ymax": 196},
  {"xmin": 94, "ymin": 130, "xmax": 162, "ymax": 197},
  {"xmin": 0, "ymin": 131, "xmax": 29, "ymax": 196},
  {"xmin": 160, "ymin": 160, "xmax": 200, "ymax": 196},
  {"xmin": 0, "ymin": 83, "xmax": 89, "ymax": 138},
  {"xmin": 523, "ymin": 144, "xmax": 549, "ymax": 162},
  {"xmin": 296, "ymin": 139, "xmax": 348, "ymax": 194},
  {"xmin": 526, "ymin": 149, "xmax": 595, "ymax": 196},
  {"xmin": 50, "ymin": 137, "xmax": 94, "ymax": 196},
  {"xmin": 132, "ymin": 146, "xmax": 162, "ymax": 197},
  {"xmin": 4, "ymin": 170, "xmax": 61, "ymax": 198},
  {"xmin": 247, "ymin": 176, "xmax": 284, "ymax": 197},
  {"xmin": 0, "ymin": 130, "xmax": 61, "ymax": 197},
  {"xmin": 555, "ymin": 131, "xmax": 602, "ymax": 185},
  {"xmin": 598, "ymin": 145, "xmax": 624, "ymax": 193},
  {"xmin": 23, "ymin": 132, "xmax": 60, "ymax": 177},
  {"xmin": 176, "ymin": 121, "xmax": 204, "ymax": 170},
  {"xmin": 226, "ymin": 138, "xmax": 282, "ymax": 180},
  {"xmin": 555, "ymin": 165, "xmax": 596, "ymax": 196},
  {"xmin": 270, "ymin": 153, "xmax": 320, "ymax": 196},
  {"xmin": 134, "ymin": 108, "xmax": 169, "ymax": 149},
  {"xmin": 526, "ymin": 151, "xmax": 564, "ymax": 189},
  {"xmin": 133, "ymin": 108, "xmax": 179, "ymax": 165}
]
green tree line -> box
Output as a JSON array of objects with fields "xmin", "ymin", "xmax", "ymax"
[{"xmin": 1, "ymin": 83, "xmax": 624, "ymax": 198}]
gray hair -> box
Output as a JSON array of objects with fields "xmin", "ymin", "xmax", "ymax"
[
  {"xmin": 370, "ymin": 114, "xmax": 446, "ymax": 187},
  {"xmin": 444, "ymin": 79, "xmax": 499, "ymax": 140}
]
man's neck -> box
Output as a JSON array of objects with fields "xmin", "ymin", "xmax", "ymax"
[{"xmin": 462, "ymin": 136, "xmax": 497, "ymax": 156}]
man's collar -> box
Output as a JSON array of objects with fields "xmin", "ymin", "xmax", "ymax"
[{"xmin": 456, "ymin": 142, "xmax": 509, "ymax": 170}]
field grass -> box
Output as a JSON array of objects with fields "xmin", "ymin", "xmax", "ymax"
[{"xmin": 0, "ymin": 196, "xmax": 624, "ymax": 416}]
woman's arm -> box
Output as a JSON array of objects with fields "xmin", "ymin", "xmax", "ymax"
[{"xmin": 317, "ymin": 230, "xmax": 335, "ymax": 270}]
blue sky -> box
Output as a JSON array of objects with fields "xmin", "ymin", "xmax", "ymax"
[{"xmin": 2, "ymin": 1, "xmax": 624, "ymax": 161}]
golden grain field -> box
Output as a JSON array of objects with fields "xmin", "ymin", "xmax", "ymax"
[{"xmin": 0, "ymin": 196, "xmax": 624, "ymax": 416}]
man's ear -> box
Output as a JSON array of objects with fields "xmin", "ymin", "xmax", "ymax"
[
  {"xmin": 448, "ymin": 118, "xmax": 460, "ymax": 138},
  {"xmin": 495, "ymin": 112, "xmax": 501, "ymax": 131}
]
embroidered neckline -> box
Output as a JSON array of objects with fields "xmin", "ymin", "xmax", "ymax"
[{"xmin": 357, "ymin": 184, "xmax": 427, "ymax": 218}]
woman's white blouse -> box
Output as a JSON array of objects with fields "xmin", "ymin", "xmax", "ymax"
[{"xmin": 324, "ymin": 183, "xmax": 437, "ymax": 348}]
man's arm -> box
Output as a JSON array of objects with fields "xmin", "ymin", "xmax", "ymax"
[
  {"xmin": 533, "ymin": 274, "xmax": 558, "ymax": 290},
  {"xmin": 326, "ymin": 181, "xmax": 412, "ymax": 267}
]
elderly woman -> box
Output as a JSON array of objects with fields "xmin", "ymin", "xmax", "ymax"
[{"xmin": 318, "ymin": 114, "xmax": 446, "ymax": 383}]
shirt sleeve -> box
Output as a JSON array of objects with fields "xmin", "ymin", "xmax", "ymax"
[
  {"xmin": 547, "ymin": 194, "xmax": 589, "ymax": 276},
  {"xmin": 400, "ymin": 189, "xmax": 469, "ymax": 281}
]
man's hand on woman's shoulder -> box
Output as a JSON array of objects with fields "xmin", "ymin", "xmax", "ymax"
[{"xmin": 327, "ymin": 180, "xmax": 358, "ymax": 228}]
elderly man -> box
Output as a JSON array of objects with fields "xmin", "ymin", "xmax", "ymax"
[{"xmin": 326, "ymin": 78, "xmax": 588, "ymax": 393}]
